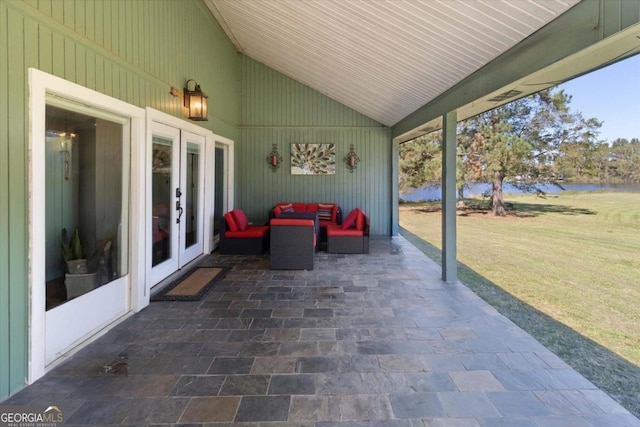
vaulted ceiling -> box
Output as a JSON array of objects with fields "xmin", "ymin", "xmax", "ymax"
[{"xmin": 205, "ymin": 0, "xmax": 580, "ymax": 127}]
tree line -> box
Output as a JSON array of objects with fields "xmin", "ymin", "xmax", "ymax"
[{"xmin": 399, "ymin": 88, "xmax": 640, "ymax": 215}]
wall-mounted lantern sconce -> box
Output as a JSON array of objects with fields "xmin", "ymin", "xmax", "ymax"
[
  {"xmin": 344, "ymin": 144, "xmax": 360, "ymax": 173},
  {"xmin": 267, "ymin": 144, "xmax": 282, "ymax": 172},
  {"xmin": 184, "ymin": 79, "xmax": 208, "ymax": 121}
]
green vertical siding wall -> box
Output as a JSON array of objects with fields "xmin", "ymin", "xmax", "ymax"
[
  {"xmin": 0, "ymin": 0, "xmax": 240, "ymax": 400},
  {"xmin": 238, "ymin": 57, "xmax": 392, "ymax": 235},
  {"xmin": 1, "ymin": 0, "xmax": 29, "ymax": 399}
]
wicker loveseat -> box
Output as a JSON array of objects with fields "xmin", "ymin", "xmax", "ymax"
[{"xmin": 271, "ymin": 202, "xmax": 342, "ymax": 243}]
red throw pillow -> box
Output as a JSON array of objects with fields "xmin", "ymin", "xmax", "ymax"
[
  {"xmin": 231, "ymin": 208, "xmax": 250, "ymax": 231},
  {"xmin": 274, "ymin": 206, "xmax": 282, "ymax": 216},
  {"xmin": 224, "ymin": 212, "xmax": 238, "ymax": 232},
  {"xmin": 356, "ymin": 209, "xmax": 365, "ymax": 231},
  {"xmin": 342, "ymin": 208, "xmax": 359, "ymax": 230}
]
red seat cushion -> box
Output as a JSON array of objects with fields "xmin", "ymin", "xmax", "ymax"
[
  {"xmin": 342, "ymin": 208, "xmax": 359, "ymax": 229},
  {"xmin": 153, "ymin": 229, "xmax": 169, "ymax": 244},
  {"xmin": 225, "ymin": 225, "xmax": 269, "ymax": 238},
  {"xmin": 327, "ymin": 224, "xmax": 363, "ymax": 237},
  {"xmin": 270, "ymin": 218, "xmax": 314, "ymax": 227},
  {"xmin": 231, "ymin": 209, "xmax": 250, "ymax": 231},
  {"xmin": 224, "ymin": 212, "xmax": 239, "ymax": 232}
]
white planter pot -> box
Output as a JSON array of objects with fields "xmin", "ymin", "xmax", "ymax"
[
  {"xmin": 66, "ymin": 259, "xmax": 88, "ymax": 274},
  {"xmin": 65, "ymin": 272, "xmax": 98, "ymax": 299}
]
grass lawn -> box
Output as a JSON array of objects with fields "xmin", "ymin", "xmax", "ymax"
[{"xmin": 400, "ymin": 191, "xmax": 640, "ymax": 415}]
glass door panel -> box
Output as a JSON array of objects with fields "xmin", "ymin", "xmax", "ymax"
[
  {"xmin": 213, "ymin": 146, "xmax": 226, "ymax": 241},
  {"xmin": 149, "ymin": 123, "xmax": 180, "ymax": 285},
  {"xmin": 44, "ymin": 105, "xmax": 129, "ymax": 308},
  {"xmin": 151, "ymin": 137, "xmax": 174, "ymax": 267},
  {"xmin": 184, "ymin": 144, "xmax": 199, "ymax": 248},
  {"xmin": 179, "ymin": 131, "xmax": 205, "ymax": 267}
]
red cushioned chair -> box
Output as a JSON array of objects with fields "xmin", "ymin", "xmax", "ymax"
[
  {"xmin": 219, "ymin": 209, "xmax": 269, "ymax": 255},
  {"xmin": 326, "ymin": 208, "xmax": 369, "ymax": 254}
]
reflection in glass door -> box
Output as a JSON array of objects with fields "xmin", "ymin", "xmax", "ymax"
[
  {"xmin": 151, "ymin": 135, "xmax": 178, "ymax": 268},
  {"xmin": 185, "ymin": 144, "xmax": 199, "ymax": 248}
]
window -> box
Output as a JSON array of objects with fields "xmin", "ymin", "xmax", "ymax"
[{"xmin": 45, "ymin": 103, "xmax": 130, "ymax": 309}]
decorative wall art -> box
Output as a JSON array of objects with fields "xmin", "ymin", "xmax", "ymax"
[{"xmin": 291, "ymin": 143, "xmax": 336, "ymax": 175}]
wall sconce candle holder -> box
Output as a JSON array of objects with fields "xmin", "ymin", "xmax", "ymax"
[
  {"xmin": 184, "ymin": 79, "xmax": 208, "ymax": 121},
  {"xmin": 344, "ymin": 144, "xmax": 360, "ymax": 173},
  {"xmin": 267, "ymin": 144, "xmax": 282, "ymax": 171}
]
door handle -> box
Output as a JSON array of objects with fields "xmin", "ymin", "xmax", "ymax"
[
  {"xmin": 176, "ymin": 201, "xmax": 183, "ymax": 224},
  {"xmin": 176, "ymin": 188, "xmax": 183, "ymax": 223}
]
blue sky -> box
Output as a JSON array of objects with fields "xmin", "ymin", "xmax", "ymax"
[{"xmin": 557, "ymin": 54, "xmax": 640, "ymax": 143}]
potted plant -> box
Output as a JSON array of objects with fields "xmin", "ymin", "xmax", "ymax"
[
  {"xmin": 61, "ymin": 227, "xmax": 97, "ymax": 299},
  {"xmin": 62, "ymin": 227, "xmax": 88, "ymax": 274}
]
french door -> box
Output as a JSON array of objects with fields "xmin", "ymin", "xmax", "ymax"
[{"xmin": 149, "ymin": 122, "xmax": 205, "ymax": 286}]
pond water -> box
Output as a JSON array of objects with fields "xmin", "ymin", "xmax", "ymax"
[{"xmin": 400, "ymin": 182, "xmax": 640, "ymax": 202}]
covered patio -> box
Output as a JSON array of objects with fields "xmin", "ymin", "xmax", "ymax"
[
  {"xmin": 5, "ymin": 236, "xmax": 638, "ymax": 425},
  {"xmin": 2, "ymin": 0, "xmax": 640, "ymax": 422}
]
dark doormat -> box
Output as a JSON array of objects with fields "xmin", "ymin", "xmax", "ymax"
[{"xmin": 151, "ymin": 267, "xmax": 228, "ymax": 301}]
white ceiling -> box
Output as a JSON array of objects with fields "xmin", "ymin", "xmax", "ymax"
[{"xmin": 205, "ymin": 0, "xmax": 580, "ymax": 127}]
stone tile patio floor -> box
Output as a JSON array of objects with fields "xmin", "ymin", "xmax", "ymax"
[{"xmin": 5, "ymin": 236, "xmax": 640, "ymax": 426}]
